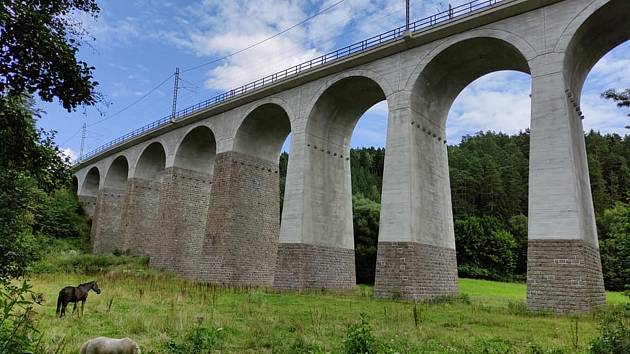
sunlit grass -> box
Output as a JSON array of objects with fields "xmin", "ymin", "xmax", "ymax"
[{"xmin": 29, "ymin": 257, "xmax": 628, "ymax": 353}]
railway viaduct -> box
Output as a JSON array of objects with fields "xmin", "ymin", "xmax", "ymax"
[{"xmin": 72, "ymin": 0, "xmax": 629, "ymax": 312}]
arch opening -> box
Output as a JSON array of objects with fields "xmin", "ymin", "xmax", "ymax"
[
  {"xmin": 233, "ymin": 103, "xmax": 291, "ymax": 163},
  {"xmin": 304, "ymin": 75, "xmax": 388, "ymax": 286},
  {"xmin": 447, "ymin": 71, "xmax": 532, "ymax": 278},
  {"xmin": 564, "ymin": 0, "xmax": 630, "ymax": 102},
  {"xmin": 562, "ymin": 0, "xmax": 630, "ymax": 248},
  {"xmin": 307, "ymin": 76, "xmax": 386, "ymax": 149},
  {"xmin": 135, "ymin": 142, "xmax": 166, "ymax": 180},
  {"xmin": 348, "ymin": 102, "xmax": 388, "ymax": 285},
  {"xmin": 411, "ymin": 37, "xmax": 532, "ymax": 281},
  {"xmin": 412, "ymin": 37, "xmax": 530, "ymax": 130},
  {"xmin": 174, "ymin": 126, "xmax": 217, "ymax": 175},
  {"xmin": 104, "ymin": 156, "xmax": 129, "ymax": 191},
  {"xmin": 82, "ymin": 167, "xmax": 100, "ymax": 196},
  {"xmin": 580, "ymin": 41, "xmax": 630, "ymax": 214},
  {"xmin": 570, "ymin": 2, "xmax": 630, "ymax": 293}
]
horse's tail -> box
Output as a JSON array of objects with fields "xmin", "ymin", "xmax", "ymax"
[{"xmin": 56, "ymin": 293, "xmax": 62, "ymax": 316}]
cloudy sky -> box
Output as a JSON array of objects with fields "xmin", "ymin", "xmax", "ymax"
[{"xmin": 38, "ymin": 0, "xmax": 629, "ymax": 162}]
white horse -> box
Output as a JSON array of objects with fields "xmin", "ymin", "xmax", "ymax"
[{"xmin": 79, "ymin": 337, "xmax": 140, "ymax": 354}]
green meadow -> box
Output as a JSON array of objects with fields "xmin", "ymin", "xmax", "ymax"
[{"xmin": 27, "ymin": 255, "xmax": 628, "ymax": 353}]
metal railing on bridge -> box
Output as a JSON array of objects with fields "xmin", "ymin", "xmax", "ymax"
[{"xmin": 79, "ymin": 0, "xmax": 507, "ymax": 162}]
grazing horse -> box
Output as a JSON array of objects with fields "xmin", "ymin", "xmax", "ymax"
[
  {"xmin": 79, "ymin": 337, "xmax": 140, "ymax": 354},
  {"xmin": 56, "ymin": 280, "xmax": 101, "ymax": 317}
]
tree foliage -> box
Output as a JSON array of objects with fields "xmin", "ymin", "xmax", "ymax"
[
  {"xmin": 0, "ymin": 0, "xmax": 101, "ymax": 110},
  {"xmin": 449, "ymin": 131, "xmax": 530, "ymax": 220},
  {"xmin": 34, "ymin": 188, "xmax": 90, "ymax": 240},
  {"xmin": 0, "ymin": 96, "xmax": 75, "ymax": 283},
  {"xmin": 0, "ymin": 281, "xmax": 43, "ymax": 353},
  {"xmin": 350, "ymin": 148, "xmax": 385, "ymax": 202},
  {"xmin": 602, "ymin": 88, "xmax": 630, "ymax": 129},
  {"xmin": 352, "ymin": 194, "xmax": 380, "ymax": 284},
  {"xmin": 454, "ymin": 216, "xmax": 518, "ymax": 280},
  {"xmin": 598, "ymin": 202, "xmax": 630, "ymax": 291}
]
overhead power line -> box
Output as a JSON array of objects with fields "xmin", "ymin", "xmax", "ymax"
[
  {"xmin": 181, "ymin": 0, "xmax": 348, "ymax": 73},
  {"xmin": 59, "ymin": 126, "xmax": 83, "ymax": 147},
  {"xmin": 88, "ymin": 73, "xmax": 175, "ymax": 128}
]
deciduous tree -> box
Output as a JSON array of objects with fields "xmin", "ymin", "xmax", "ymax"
[{"xmin": 1, "ymin": 0, "xmax": 101, "ymax": 110}]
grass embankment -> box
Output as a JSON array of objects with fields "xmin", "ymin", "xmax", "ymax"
[{"xmin": 28, "ymin": 253, "xmax": 628, "ymax": 353}]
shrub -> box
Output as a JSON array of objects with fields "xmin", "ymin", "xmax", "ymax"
[
  {"xmin": 507, "ymin": 214, "xmax": 528, "ymax": 275},
  {"xmin": 342, "ymin": 313, "xmax": 376, "ymax": 354},
  {"xmin": 471, "ymin": 338, "xmax": 514, "ymax": 353},
  {"xmin": 353, "ymin": 195, "xmax": 381, "ymax": 284},
  {"xmin": 590, "ymin": 304, "xmax": 630, "ymax": 354},
  {"xmin": 285, "ymin": 336, "xmax": 321, "ymax": 354},
  {"xmin": 0, "ymin": 172, "xmax": 42, "ymax": 282},
  {"xmin": 34, "ymin": 188, "xmax": 90, "ymax": 241},
  {"xmin": 0, "ymin": 280, "xmax": 43, "ymax": 353},
  {"xmin": 598, "ymin": 202, "xmax": 630, "ymax": 291},
  {"xmin": 30, "ymin": 253, "xmax": 148, "ymax": 274},
  {"xmin": 455, "ymin": 216, "xmax": 518, "ymax": 281},
  {"xmin": 166, "ymin": 325, "xmax": 223, "ymax": 354}
]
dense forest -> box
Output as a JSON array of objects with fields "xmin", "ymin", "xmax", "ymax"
[{"xmin": 280, "ymin": 130, "xmax": 630, "ymax": 289}]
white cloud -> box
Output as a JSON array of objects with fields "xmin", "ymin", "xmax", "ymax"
[
  {"xmin": 580, "ymin": 42, "xmax": 630, "ymax": 135},
  {"xmin": 201, "ymin": 34, "xmax": 320, "ymax": 90},
  {"xmin": 110, "ymin": 81, "xmax": 149, "ymax": 98},
  {"xmin": 582, "ymin": 93, "xmax": 629, "ymax": 134},
  {"xmin": 72, "ymin": 11, "xmax": 141, "ymax": 47},
  {"xmin": 60, "ymin": 148, "xmax": 79, "ymax": 163},
  {"xmin": 586, "ymin": 51, "xmax": 630, "ymax": 92},
  {"xmin": 160, "ymin": 0, "xmax": 447, "ymax": 91},
  {"xmin": 446, "ymin": 71, "xmax": 531, "ymax": 143}
]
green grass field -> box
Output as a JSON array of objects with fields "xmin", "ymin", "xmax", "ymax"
[{"xmin": 28, "ymin": 256, "xmax": 628, "ymax": 353}]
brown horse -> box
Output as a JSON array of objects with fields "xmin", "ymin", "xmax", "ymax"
[{"xmin": 56, "ymin": 281, "xmax": 101, "ymax": 317}]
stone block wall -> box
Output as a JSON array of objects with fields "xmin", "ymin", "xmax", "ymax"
[
  {"xmin": 274, "ymin": 243, "xmax": 355, "ymax": 291},
  {"xmin": 527, "ymin": 239, "xmax": 605, "ymax": 313},
  {"xmin": 121, "ymin": 177, "xmax": 162, "ymax": 257},
  {"xmin": 197, "ymin": 151, "xmax": 279, "ymax": 286},
  {"xmin": 78, "ymin": 195, "xmax": 97, "ymax": 219},
  {"xmin": 151, "ymin": 167, "xmax": 212, "ymax": 278},
  {"xmin": 91, "ymin": 190, "xmax": 126, "ymax": 253},
  {"xmin": 374, "ymin": 242, "xmax": 459, "ymax": 299}
]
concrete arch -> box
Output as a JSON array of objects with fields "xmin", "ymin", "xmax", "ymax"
[
  {"xmin": 404, "ymin": 28, "xmax": 536, "ymax": 93},
  {"xmin": 307, "ymin": 68, "xmax": 394, "ymax": 114},
  {"xmin": 240, "ymin": 96, "xmax": 299, "ymax": 132},
  {"xmin": 81, "ymin": 166, "xmax": 100, "ymax": 196},
  {"xmin": 133, "ymin": 142, "xmax": 166, "ymax": 180},
  {"xmin": 305, "ymin": 75, "xmax": 388, "ymax": 150},
  {"xmin": 104, "ymin": 156, "xmax": 129, "ymax": 191},
  {"xmin": 559, "ymin": 0, "xmax": 630, "ymax": 101},
  {"xmin": 173, "ymin": 125, "xmax": 217, "ymax": 175},
  {"xmin": 233, "ymin": 102, "xmax": 292, "ymax": 163},
  {"xmin": 409, "ymin": 36, "xmax": 531, "ymax": 130}
]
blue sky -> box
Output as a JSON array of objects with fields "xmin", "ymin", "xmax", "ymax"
[{"xmin": 37, "ymin": 0, "xmax": 629, "ymax": 161}]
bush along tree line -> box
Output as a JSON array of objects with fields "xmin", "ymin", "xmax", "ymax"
[
  {"xmin": 280, "ymin": 130, "xmax": 630, "ymax": 288},
  {"xmin": 0, "ymin": 95, "xmax": 92, "ymax": 351},
  {"xmin": 1, "ymin": 0, "xmax": 101, "ymax": 351}
]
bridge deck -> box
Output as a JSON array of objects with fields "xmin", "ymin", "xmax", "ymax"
[{"xmin": 76, "ymin": 0, "xmax": 560, "ymax": 168}]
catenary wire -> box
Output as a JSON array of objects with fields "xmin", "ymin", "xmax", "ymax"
[{"xmin": 181, "ymin": 0, "xmax": 348, "ymax": 73}]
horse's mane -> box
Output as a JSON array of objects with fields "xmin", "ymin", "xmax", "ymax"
[{"xmin": 79, "ymin": 280, "xmax": 96, "ymax": 286}]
